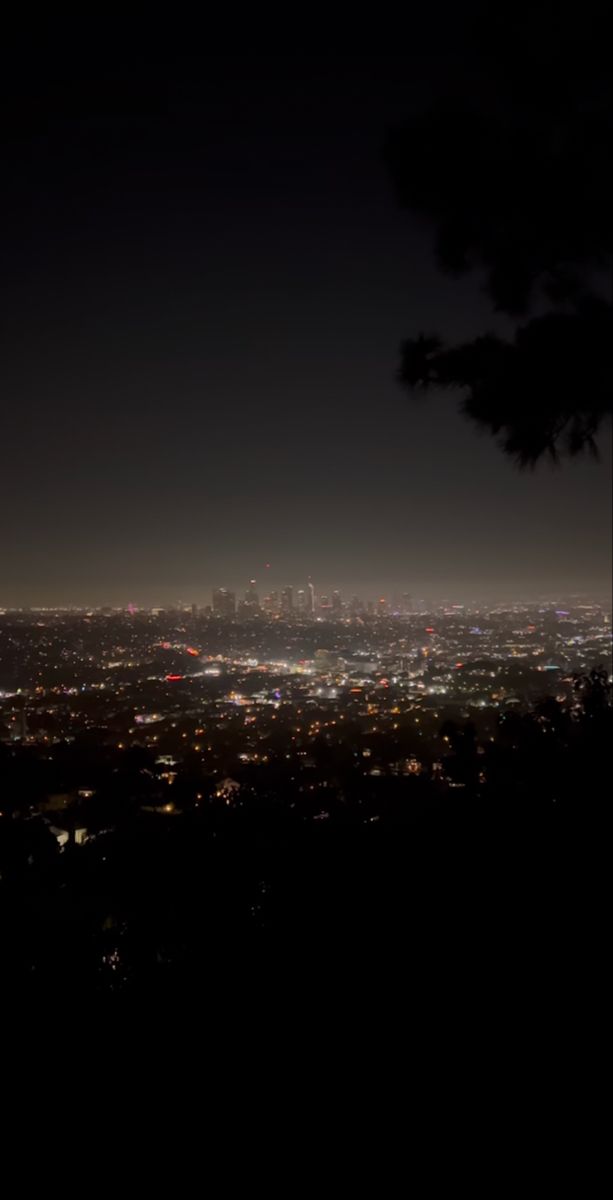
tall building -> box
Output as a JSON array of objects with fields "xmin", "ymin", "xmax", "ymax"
[
  {"xmin": 332, "ymin": 590, "xmax": 342, "ymax": 614},
  {"xmin": 281, "ymin": 586, "xmax": 293, "ymax": 614},
  {"xmin": 244, "ymin": 579, "xmax": 260, "ymax": 612},
  {"xmin": 297, "ymin": 589, "xmax": 306, "ymax": 612},
  {"xmin": 263, "ymin": 591, "xmax": 279, "ymax": 614},
  {"xmin": 307, "ymin": 580, "xmax": 315, "ymax": 616},
  {"xmin": 213, "ymin": 588, "xmax": 236, "ymax": 617}
]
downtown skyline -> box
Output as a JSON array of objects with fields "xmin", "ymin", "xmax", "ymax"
[{"xmin": 2, "ymin": 575, "xmax": 611, "ymax": 613}]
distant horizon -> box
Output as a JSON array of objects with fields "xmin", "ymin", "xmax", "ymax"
[{"xmin": 2, "ymin": 579, "xmax": 611, "ymax": 611}]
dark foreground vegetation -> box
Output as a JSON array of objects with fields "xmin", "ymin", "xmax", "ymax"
[{"xmin": 1, "ymin": 672, "xmax": 608, "ymax": 1002}]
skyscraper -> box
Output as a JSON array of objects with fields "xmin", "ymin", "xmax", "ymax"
[
  {"xmin": 213, "ymin": 588, "xmax": 236, "ymax": 617},
  {"xmin": 332, "ymin": 590, "xmax": 342, "ymax": 614},
  {"xmin": 281, "ymin": 586, "xmax": 293, "ymax": 614},
  {"xmin": 244, "ymin": 579, "xmax": 260, "ymax": 612},
  {"xmin": 263, "ymin": 591, "xmax": 279, "ymax": 614},
  {"xmin": 307, "ymin": 580, "xmax": 315, "ymax": 616}
]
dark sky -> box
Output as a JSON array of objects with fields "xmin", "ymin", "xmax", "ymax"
[{"xmin": 2, "ymin": 31, "xmax": 611, "ymax": 606}]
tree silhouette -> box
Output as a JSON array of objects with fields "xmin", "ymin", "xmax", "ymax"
[
  {"xmin": 572, "ymin": 667, "xmax": 612, "ymax": 720},
  {"xmin": 386, "ymin": 2, "xmax": 612, "ymax": 464}
]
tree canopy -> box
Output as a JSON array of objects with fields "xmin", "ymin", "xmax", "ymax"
[{"xmin": 386, "ymin": 2, "xmax": 612, "ymax": 464}]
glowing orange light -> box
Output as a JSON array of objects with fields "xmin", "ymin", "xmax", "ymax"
[
  {"xmin": 186, "ymin": 647, "xmax": 199, "ymax": 656},
  {"xmin": 166, "ymin": 674, "xmax": 183, "ymax": 681}
]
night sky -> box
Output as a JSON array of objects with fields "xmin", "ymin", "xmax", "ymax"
[{"xmin": 2, "ymin": 33, "xmax": 611, "ymax": 606}]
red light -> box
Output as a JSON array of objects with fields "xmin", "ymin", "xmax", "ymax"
[
  {"xmin": 455, "ymin": 662, "xmax": 464, "ymax": 668},
  {"xmin": 161, "ymin": 642, "xmax": 171, "ymax": 650},
  {"xmin": 166, "ymin": 674, "xmax": 183, "ymax": 681},
  {"xmin": 425, "ymin": 627, "xmax": 435, "ymax": 634},
  {"xmin": 186, "ymin": 647, "xmax": 199, "ymax": 656}
]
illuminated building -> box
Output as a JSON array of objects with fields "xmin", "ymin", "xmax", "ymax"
[
  {"xmin": 315, "ymin": 648, "xmax": 338, "ymax": 671},
  {"xmin": 332, "ymin": 590, "xmax": 342, "ymax": 614},
  {"xmin": 307, "ymin": 580, "xmax": 315, "ymax": 615},
  {"xmin": 281, "ymin": 586, "xmax": 293, "ymax": 614},
  {"xmin": 213, "ymin": 588, "xmax": 236, "ymax": 617},
  {"xmin": 263, "ymin": 591, "xmax": 279, "ymax": 614},
  {"xmin": 244, "ymin": 580, "xmax": 260, "ymax": 611},
  {"xmin": 297, "ymin": 589, "xmax": 306, "ymax": 611}
]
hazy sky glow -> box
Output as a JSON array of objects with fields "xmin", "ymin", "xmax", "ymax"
[{"xmin": 2, "ymin": 47, "xmax": 611, "ymax": 607}]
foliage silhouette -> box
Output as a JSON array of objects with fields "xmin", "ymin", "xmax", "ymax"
[
  {"xmin": 3, "ymin": 669, "xmax": 609, "ymax": 999},
  {"xmin": 386, "ymin": 1, "xmax": 612, "ymax": 464}
]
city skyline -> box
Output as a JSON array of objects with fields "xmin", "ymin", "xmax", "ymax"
[{"xmin": 2, "ymin": 577, "xmax": 611, "ymax": 613}]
